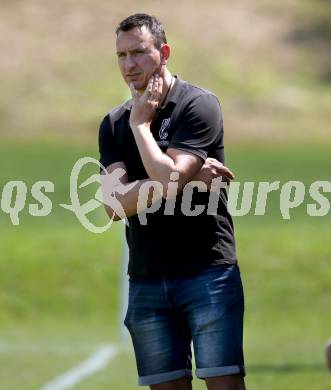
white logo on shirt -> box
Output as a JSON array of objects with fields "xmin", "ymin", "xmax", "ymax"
[
  {"xmin": 159, "ymin": 118, "xmax": 171, "ymax": 140},
  {"xmin": 158, "ymin": 118, "xmax": 171, "ymax": 146}
]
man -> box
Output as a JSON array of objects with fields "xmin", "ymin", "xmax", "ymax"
[{"xmin": 99, "ymin": 13, "xmax": 246, "ymax": 390}]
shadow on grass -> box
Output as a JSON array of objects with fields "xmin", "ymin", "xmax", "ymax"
[{"xmin": 247, "ymin": 363, "xmax": 326, "ymax": 374}]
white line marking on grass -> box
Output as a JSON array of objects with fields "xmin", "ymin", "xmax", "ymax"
[
  {"xmin": 0, "ymin": 343, "xmax": 95, "ymax": 354},
  {"xmin": 41, "ymin": 344, "xmax": 118, "ymax": 390}
]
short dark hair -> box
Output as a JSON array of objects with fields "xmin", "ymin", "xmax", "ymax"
[{"xmin": 116, "ymin": 13, "xmax": 167, "ymax": 50}]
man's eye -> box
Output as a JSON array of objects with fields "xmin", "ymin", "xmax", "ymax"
[{"xmin": 117, "ymin": 53, "xmax": 125, "ymax": 58}]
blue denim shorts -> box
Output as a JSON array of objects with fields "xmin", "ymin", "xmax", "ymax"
[{"xmin": 124, "ymin": 264, "xmax": 245, "ymax": 386}]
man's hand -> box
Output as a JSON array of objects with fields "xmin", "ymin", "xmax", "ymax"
[
  {"xmin": 191, "ymin": 158, "xmax": 235, "ymax": 190},
  {"xmin": 129, "ymin": 74, "xmax": 163, "ymax": 129}
]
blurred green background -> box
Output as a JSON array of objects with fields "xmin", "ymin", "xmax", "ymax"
[{"xmin": 0, "ymin": 1, "xmax": 330, "ymax": 389}]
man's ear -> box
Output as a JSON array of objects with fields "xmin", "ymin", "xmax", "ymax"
[{"xmin": 160, "ymin": 44, "xmax": 170, "ymax": 65}]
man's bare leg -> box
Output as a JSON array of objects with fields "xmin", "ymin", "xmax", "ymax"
[
  {"xmin": 205, "ymin": 375, "xmax": 246, "ymax": 390},
  {"xmin": 150, "ymin": 377, "xmax": 192, "ymax": 390}
]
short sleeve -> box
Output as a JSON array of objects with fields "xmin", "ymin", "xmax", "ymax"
[
  {"xmin": 98, "ymin": 115, "xmax": 123, "ymax": 172},
  {"xmin": 168, "ymin": 93, "xmax": 223, "ymax": 161}
]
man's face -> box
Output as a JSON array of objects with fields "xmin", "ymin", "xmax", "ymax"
[{"xmin": 116, "ymin": 26, "xmax": 163, "ymax": 92}]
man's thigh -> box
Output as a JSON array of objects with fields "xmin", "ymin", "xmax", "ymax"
[
  {"xmin": 175, "ymin": 265, "xmax": 245, "ymax": 381},
  {"xmin": 124, "ymin": 277, "xmax": 193, "ymax": 387}
]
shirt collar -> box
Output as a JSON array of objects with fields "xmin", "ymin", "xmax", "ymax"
[
  {"xmin": 167, "ymin": 74, "xmax": 183, "ymax": 104},
  {"xmin": 123, "ymin": 99, "xmax": 132, "ymax": 110}
]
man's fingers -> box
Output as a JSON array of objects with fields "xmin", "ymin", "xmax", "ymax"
[
  {"xmin": 207, "ymin": 157, "xmax": 222, "ymax": 165},
  {"xmin": 152, "ymin": 74, "xmax": 163, "ymax": 104},
  {"xmin": 151, "ymin": 75, "xmax": 158, "ymax": 102},
  {"xmin": 152, "ymin": 74, "xmax": 158, "ymax": 93},
  {"xmin": 223, "ymin": 168, "xmax": 235, "ymax": 180},
  {"xmin": 142, "ymin": 76, "xmax": 154, "ymax": 100},
  {"xmin": 216, "ymin": 165, "xmax": 235, "ymax": 180},
  {"xmin": 129, "ymin": 82, "xmax": 139, "ymax": 99}
]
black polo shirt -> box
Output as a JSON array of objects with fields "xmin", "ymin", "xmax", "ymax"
[{"xmin": 98, "ymin": 76, "xmax": 237, "ymax": 278}]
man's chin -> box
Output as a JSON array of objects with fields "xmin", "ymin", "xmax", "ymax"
[{"xmin": 128, "ymin": 79, "xmax": 147, "ymax": 92}]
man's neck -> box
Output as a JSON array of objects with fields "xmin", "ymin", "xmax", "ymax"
[
  {"xmin": 135, "ymin": 70, "xmax": 173, "ymax": 102},
  {"xmin": 159, "ymin": 70, "xmax": 173, "ymax": 105},
  {"xmin": 162, "ymin": 69, "xmax": 172, "ymax": 92}
]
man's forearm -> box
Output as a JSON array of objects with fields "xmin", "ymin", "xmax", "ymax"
[
  {"xmin": 131, "ymin": 124, "xmax": 179, "ymax": 188},
  {"xmin": 103, "ymin": 178, "xmax": 162, "ymax": 221}
]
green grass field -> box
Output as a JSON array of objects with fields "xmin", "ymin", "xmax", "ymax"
[{"xmin": 0, "ymin": 140, "xmax": 330, "ymax": 389}]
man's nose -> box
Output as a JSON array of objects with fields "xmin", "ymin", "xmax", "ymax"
[{"xmin": 124, "ymin": 54, "xmax": 137, "ymax": 72}]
